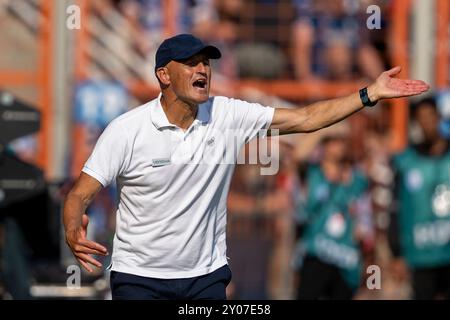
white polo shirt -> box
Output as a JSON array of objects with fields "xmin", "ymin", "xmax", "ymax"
[{"xmin": 82, "ymin": 94, "xmax": 275, "ymax": 279}]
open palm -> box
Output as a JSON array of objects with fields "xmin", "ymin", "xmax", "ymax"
[{"xmin": 374, "ymin": 66, "xmax": 430, "ymax": 100}]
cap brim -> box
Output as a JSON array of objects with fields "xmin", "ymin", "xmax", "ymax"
[
  {"xmin": 174, "ymin": 45, "xmax": 222, "ymax": 62},
  {"xmin": 198, "ymin": 45, "xmax": 222, "ymax": 59}
]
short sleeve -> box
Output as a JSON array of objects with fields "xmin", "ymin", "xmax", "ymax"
[
  {"xmin": 82, "ymin": 119, "xmax": 129, "ymax": 187},
  {"xmin": 228, "ymin": 98, "xmax": 275, "ymax": 143}
]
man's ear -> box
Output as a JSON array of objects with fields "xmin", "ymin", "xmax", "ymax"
[{"xmin": 156, "ymin": 67, "xmax": 170, "ymax": 86}]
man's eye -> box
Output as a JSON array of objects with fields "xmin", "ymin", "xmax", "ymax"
[{"xmin": 186, "ymin": 60, "xmax": 209, "ymax": 67}]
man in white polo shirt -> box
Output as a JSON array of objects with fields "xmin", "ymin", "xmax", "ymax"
[{"xmin": 63, "ymin": 34, "xmax": 429, "ymax": 300}]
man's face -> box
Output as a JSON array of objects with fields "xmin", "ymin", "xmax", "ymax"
[
  {"xmin": 164, "ymin": 53, "xmax": 211, "ymax": 106},
  {"xmin": 415, "ymin": 103, "xmax": 440, "ymax": 141},
  {"xmin": 323, "ymin": 138, "xmax": 348, "ymax": 164}
]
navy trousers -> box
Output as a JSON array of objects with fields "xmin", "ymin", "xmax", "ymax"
[{"xmin": 110, "ymin": 264, "xmax": 232, "ymax": 300}]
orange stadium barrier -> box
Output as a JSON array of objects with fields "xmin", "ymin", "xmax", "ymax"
[
  {"xmin": 436, "ymin": 0, "xmax": 450, "ymax": 89},
  {"xmin": 389, "ymin": 0, "xmax": 411, "ymax": 152},
  {"xmin": 75, "ymin": 0, "xmax": 90, "ymax": 81},
  {"xmin": 37, "ymin": 0, "xmax": 54, "ymax": 177},
  {"xmin": 0, "ymin": 0, "xmax": 54, "ymax": 177}
]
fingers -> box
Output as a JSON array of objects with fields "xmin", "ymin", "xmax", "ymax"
[
  {"xmin": 77, "ymin": 253, "xmax": 103, "ymax": 270},
  {"xmin": 65, "ymin": 221, "xmax": 108, "ymax": 274},
  {"xmin": 72, "ymin": 240, "xmax": 108, "ymax": 258},
  {"xmin": 403, "ymin": 82, "xmax": 430, "ymax": 93},
  {"xmin": 403, "ymin": 79, "xmax": 429, "ymax": 86},
  {"xmin": 402, "ymin": 85, "xmax": 430, "ymax": 94},
  {"xmin": 405, "ymin": 82, "xmax": 430, "ymax": 91},
  {"xmin": 68, "ymin": 237, "xmax": 108, "ymax": 273},
  {"xmin": 385, "ymin": 66, "xmax": 402, "ymax": 76},
  {"xmin": 400, "ymin": 87, "xmax": 429, "ymax": 97},
  {"xmin": 402, "ymin": 85, "xmax": 428, "ymax": 93},
  {"xmin": 78, "ymin": 259, "xmax": 94, "ymax": 273},
  {"xmin": 75, "ymin": 244, "xmax": 107, "ymax": 256},
  {"xmin": 78, "ymin": 239, "xmax": 108, "ymax": 255},
  {"xmin": 73, "ymin": 244, "xmax": 105, "ymax": 273}
]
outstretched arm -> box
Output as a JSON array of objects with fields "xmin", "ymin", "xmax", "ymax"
[
  {"xmin": 63, "ymin": 172, "xmax": 108, "ymax": 272},
  {"xmin": 269, "ymin": 67, "xmax": 430, "ymax": 135}
]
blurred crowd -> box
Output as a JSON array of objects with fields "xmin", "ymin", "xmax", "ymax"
[
  {"xmin": 90, "ymin": 0, "xmax": 388, "ymax": 82},
  {"xmin": 1, "ymin": 0, "xmax": 450, "ymax": 300}
]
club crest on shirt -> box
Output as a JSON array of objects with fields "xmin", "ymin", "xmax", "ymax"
[
  {"xmin": 326, "ymin": 212, "xmax": 346, "ymax": 238},
  {"xmin": 206, "ymin": 137, "xmax": 215, "ymax": 147},
  {"xmin": 406, "ymin": 169, "xmax": 423, "ymax": 191},
  {"xmin": 432, "ymin": 184, "xmax": 450, "ymax": 218}
]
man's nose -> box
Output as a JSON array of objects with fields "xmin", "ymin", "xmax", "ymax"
[{"xmin": 195, "ymin": 62, "xmax": 208, "ymax": 74}]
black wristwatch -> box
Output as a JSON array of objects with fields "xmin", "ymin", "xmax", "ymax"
[{"xmin": 359, "ymin": 87, "xmax": 377, "ymax": 107}]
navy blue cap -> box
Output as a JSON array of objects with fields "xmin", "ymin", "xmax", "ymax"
[{"xmin": 155, "ymin": 34, "xmax": 221, "ymax": 70}]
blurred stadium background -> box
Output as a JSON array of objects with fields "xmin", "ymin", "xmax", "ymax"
[{"xmin": 0, "ymin": 0, "xmax": 449, "ymax": 300}]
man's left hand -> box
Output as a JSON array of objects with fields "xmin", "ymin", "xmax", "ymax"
[{"xmin": 368, "ymin": 66, "xmax": 430, "ymax": 101}]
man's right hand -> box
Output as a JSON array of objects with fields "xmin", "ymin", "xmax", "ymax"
[{"xmin": 65, "ymin": 214, "xmax": 109, "ymax": 273}]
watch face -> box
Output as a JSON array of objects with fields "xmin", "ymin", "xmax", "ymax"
[{"xmin": 360, "ymin": 87, "xmax": 376, "ymax": 107}]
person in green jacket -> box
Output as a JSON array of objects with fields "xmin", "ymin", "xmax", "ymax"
[
  {"xmin": 295, "ymin": 135, "xmax": 370, "ymax": 299},
  {"xmin": 389, "ymin": 96, "xmax": 450, "ymax": 300}
]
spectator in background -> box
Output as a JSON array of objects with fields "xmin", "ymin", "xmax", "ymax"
[
  {"xmin": 129, "ymin": 0, "xmax": 234, "ymax": 63},
  {"xmin": 294, "ymin": 135, "xmax": 372, "ymax": 299},
  {"xmin": 232, "ymin": 0, "xmax": 289, "ymax": 80},
  {"xmin": 95, "ymin": 0, "xmax": 239, "ymax": 96},
  {"xmin": 265, "ymin": 141, "xmax": 300, "ymax": 299},
  {"xmin": 226, "ymin": 140, "xmax": 298, "ymax": 299},
  {"xmin": 291, "ymin": 0, "xmax": 384, "ymax": 81},
  {"xmin": 191, "ymin": 0, "xmax": 241, "ymax": 80},
  {"xmin": 389, "ymin": 97, "xmax": 450, "ymax": 300},
  {"xmin": 226, "ymin": 162, "xmax": 277, "ymax": 299}
]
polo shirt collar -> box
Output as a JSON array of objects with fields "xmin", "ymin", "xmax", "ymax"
[
  {"xmin": 196, "ymin": 99, "xmax": 211, "ymax": 125},
  {"xmin": 151, "ymin": 93, "xmax": 211, "ymax": 130}
]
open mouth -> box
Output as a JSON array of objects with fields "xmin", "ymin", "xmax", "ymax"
[{"xmin": 192, "ymin": 78, "xmax": 207, "ymax": 90}]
